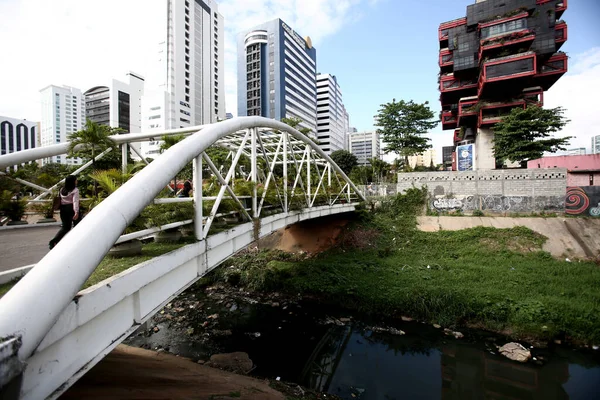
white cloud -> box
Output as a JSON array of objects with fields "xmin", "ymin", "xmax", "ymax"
[
  {"xmin": 544, "ymin": 47, "xmax": 600, "ymax": 153},
  {"xmin": 0, "ymin": 0, "xmax": 164, "ymax": 121},
  {"xmin": 0, "ymin": 0, "xmax": 374, "ymax": 124}
]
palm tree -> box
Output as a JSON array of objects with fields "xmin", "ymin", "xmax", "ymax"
[
  {"xmin": 68, "ymin": 119, "xmax": 122, "ymax": 167},
  {"xmin": 68, "ymin": 119, "xmax": 121, "ymax": 195}
]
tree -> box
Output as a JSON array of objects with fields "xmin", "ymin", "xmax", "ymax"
[
  {"xmin": 330, "ymin": 150, "xmax": 358, "ymax": 175},
  {"xmin": 281, "ymin": 117, "xmax": 313, "ymax": 137},
  {"xmin": 68, "ymin": 119, "xmax": 120, "ymax": 165},
  {"xmin": 492, "ymin": 106, "xmax": 571, "ymax": 166},
  {"xmin": 374, "ymin": 99, "xmax": 438, "ymax": 169},
  {"xmin": 368, "ymin": 158, "xmax": 390, "ymax": 183},
  {"xmin": 68, "ymin": 119, "xmax": 122, "ymax": 195},
  {"xmin": 160, "ymin": 134, "xmax": 192, "ymax": 188}
]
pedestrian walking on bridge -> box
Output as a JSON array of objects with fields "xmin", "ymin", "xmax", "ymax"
[{"xmin": 49, "ymin": 175, "xmax": 80, "ymax": 249}]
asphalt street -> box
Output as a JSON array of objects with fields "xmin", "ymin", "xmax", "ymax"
[{"xmin": 0, "ymin": 225, "xmax": 58, "ymax": 272}]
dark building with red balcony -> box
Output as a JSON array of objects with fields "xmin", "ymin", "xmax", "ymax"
[{"xmin": 439, "ymin": 0, "xmax": 568, "ymax": 171}]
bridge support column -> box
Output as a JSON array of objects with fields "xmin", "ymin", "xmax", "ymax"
[
  {"xmin": 283, "ymin": 132, "xmax": 288, "ymax": 213},
  {"xmin": 306, "ymin": 145, "xmax": 311, "ymax": 206},
  {"xmin": 121, "ymin": 144, "xmax": 128, "ymax": 174},
  {"xmin": 251, "ymin": 128, "xmax": 257, "ymax": 218},
  {"xmin": 193, "ymin": 155, "xmax": 203, "ymax": 240}
]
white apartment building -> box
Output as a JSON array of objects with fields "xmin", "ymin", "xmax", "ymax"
[
  {"xmin": 140, "ymin": 90, "xmax": 170, "ymax": 159},
  {"xmin": 39, "ymin": 85, "xmax": 85, "ymax": 165},
  {"xmin": 1, "ymin": 116, "xmax": 38, "ymax": 156},
  {"xmin": 84, "ymin": 72, "xmax": 145, "ymax": 158},
  {"xmin": 408, "ymin": 149, "xmax": 438, "ymax": 169},
  {"xmin": 316, "ymin": 74, "xmax": 347, "ymax": 154},
  {"xmin": 165, "ymin": 0, "xmax": 225, "ymax": 128},
  {"xmin": 593, "ymin": 135, "xmax": 600, "ymax": 154},
  {"xmin": 348, "ymin": 131, "xmax": 381, "ymax": 165},
  {"xmin": 84, "ymin": 72, "xmax": 145, "ymax": 133},
  {"xmin": 566, "ymin": 148, "xmax": 586, "ymax": 156}
]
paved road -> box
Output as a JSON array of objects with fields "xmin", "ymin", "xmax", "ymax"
[{"xmin": 0, "ymin": 225, "xmax": 58, "ymax": 272}]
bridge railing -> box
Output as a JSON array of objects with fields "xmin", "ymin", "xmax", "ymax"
[{"xmin": 0, "ymin": 117, "xmax": 364, "ymax": 394}]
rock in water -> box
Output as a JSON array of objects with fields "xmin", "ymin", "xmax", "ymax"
[
  {"xmin": 499, "ymin": 343, "xmax": 531, "ymax": 363},
  {"xmin": 206, "ymin": 352, "xmax": 253, "ymax": 374}
]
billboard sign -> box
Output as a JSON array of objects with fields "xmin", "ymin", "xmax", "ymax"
[{"xmin": 457, "ymin": 143, "xmax": 475, "ymax": 171}]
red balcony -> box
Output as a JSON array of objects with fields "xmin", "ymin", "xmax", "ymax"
[
  {"xmin": 478, "ymin": 100, "xmax": 526, "ymax": 127},
  {"xmin": 439, "ymin": 17, "xmax": 466, "ymax": 42},
  {"xmin": 440, "ymin": 74, "xmax": 478, "ymax": 93},
  {"xmin": 458, "ymin": 97, "xmax": 479, "ymax": 126},
  {"xmin": 555, "ymin": 21, "xmax": 567, "ymax": 48},
  {"xmin": 479, "ymin": 29, "xmax": 535, "ymax": 60},
  {"xmin": 439, "ymin": 49, "xmax": 454, "ymax": 68},
  {"xmin": 522, "ymin": 87, "xmax": 544, "ymax": 106},
  {"xmin": 453, "ymin": 129, "xmax": 462, "ymax": 143},
  {"xmin": 478, "ymin": 11, "xmax": 529, "ymax": 30},
  {"xmin": 534, "ymin": 52, "xmax": 568, "ymax": 90},
  {"xmin": 442, "ymin": 110, "xmax": 458, "ymax": 130},
  {"xmin": 478, "ymin": 52, "xmax": 537, "ymax": 97},
  {"xmin": 556, "ymin": 0, "xmax": 567, "ymax": 18}
]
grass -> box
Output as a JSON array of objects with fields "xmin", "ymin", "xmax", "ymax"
[
  {"xmin": 0, "ymin": 282, "xmax": 15, "ymax": 298},
  {"xmin": 0, "ymin": 239, "xmax": 193, "ymax": 299},
  {"xmin": 215, "ymin": 188, "xmax": 600, "ymax": 344},
  {"xmin": 83, "ymin": 239, "xmax": 194, "ymax": 288}
]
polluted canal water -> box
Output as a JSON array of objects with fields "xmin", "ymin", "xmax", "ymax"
[{"xmin": 125, "ymin": 286, "xmax": 600, "ymax": 399}]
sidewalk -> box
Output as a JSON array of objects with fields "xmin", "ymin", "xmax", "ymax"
[{"xmin": 417, "ymin": 216, "xmax": 600, "ymax": 259}]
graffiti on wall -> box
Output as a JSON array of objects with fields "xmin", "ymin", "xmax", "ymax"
[
  {"xmin": 431, "ymin": 195, "xmax": 564, "ymax": 213},
  {"xmin": 432, "ymin": 197, "xmax": 469, "ymax": 211},
  {"xmin": 565, "ymin": 186, "xmax": 600, "ymax": 217}
]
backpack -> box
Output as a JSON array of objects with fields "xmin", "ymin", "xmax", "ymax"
[{"xmin": 52, "ymin": 190, "xmax": 61, "ymax": 211}]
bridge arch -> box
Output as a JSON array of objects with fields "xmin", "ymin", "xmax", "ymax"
[{"xmin": 0, "ymin": 117, "xmax": 364, "ymax": 399}]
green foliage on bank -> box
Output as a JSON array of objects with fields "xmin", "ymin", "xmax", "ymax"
[{"xmin": 216, "ymin": 188, "xmax": 600, "ymax": 343}]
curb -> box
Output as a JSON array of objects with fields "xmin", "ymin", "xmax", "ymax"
[
  {"xmin": 0, "ymin": 222, "xmax": 61, "ymax": 231},
  {"xmin": 0, "ymin": 264, "xmax": 35, "ymax": 285}
]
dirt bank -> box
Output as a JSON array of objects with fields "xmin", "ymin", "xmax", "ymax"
[
  {"xmin": 62, "ymin": 345, "xmax": 285, "ymax": 400},
  {"xmin": 258, "ymin": 215, "xmax": 349, "ymax": 254}
]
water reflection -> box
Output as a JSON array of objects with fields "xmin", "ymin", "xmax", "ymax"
[{"xmin": 302, "ymin": 326, "xmax": 597, "ymax": 400}]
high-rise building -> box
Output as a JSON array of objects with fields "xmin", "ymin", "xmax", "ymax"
[
  {"xmin": 592, "ymin": 135, "xmax": 600, "ymax": 154},
  {"xmin": 408, "ymin": 149, "xmax": 438, "ymax": 169},
  {"xmin": 237, "ymin": 18, "xmax": 317, "ymax": 135},
  {"xmin": 39, "ymin": 85, "xmax": 85, "ymax": 165},
  {"xmin": 140, "ymin": 90, "xmax": 170, "ymax": 159},
  {"xmin": 85, "ymin": 72, "xmax": 145, "ymax": 158},
  {"xmin": 566, "ymin": 148, "xmax": 586, "ymax": 156},
  {"xmin": 316, "ymin": 74, "xmax": 347, "ymax": 154},
  {"xmin": 439, "ymin": 0, "xmax": 568, "ymax": 170},
  {"xmin": 84, "ymin": 72, "xmax": 145, "ymax": 134},
  {"xmin": 165, "ymin": 0, "xmax": 225, "ymax": 128},
  {"xmin": 1, "ymin": 116, "xmax": 38, "ymax": 157},
  {"xmin": 348, "ymin": 131, "xmax": 381, "ymax": 165},
  {"xmin": 342, "ymin": 107, "xmax": 350, "ymax": 150},
  {"xmin": 442, "ymin": 146, "xmax": 454, "ymax": 170}
]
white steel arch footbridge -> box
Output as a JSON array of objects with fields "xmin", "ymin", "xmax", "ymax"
[{"xmin": 0, "ymin": 117, "xmax": 364, "ymax": 399}]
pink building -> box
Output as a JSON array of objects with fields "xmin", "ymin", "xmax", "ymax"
[{"xmin": 528, "ymin": 154, "xmax": 600, "ymax": 186}]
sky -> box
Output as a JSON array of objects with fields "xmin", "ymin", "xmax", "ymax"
[{"xmin": 1, "ymin": 0, "xmax": 599, "ymax": 163}]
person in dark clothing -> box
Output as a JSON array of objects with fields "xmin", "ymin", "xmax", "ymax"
[
  {"xmin": 49, "ymin": 175, "xmax": 80, "ymax": 249},
  {"xmin": 177, "ymin": 180, "xmax": 192, "ymax": 198}
]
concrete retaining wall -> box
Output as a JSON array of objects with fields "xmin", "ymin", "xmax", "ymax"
[{"xmin": 396, "ymin": 169, "xmax": 567, "ymax": 214}]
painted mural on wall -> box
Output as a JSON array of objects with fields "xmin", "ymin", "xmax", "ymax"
[{"xmin": 565, "ymin": 186, "xmax": 600, "ymax": 217}]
